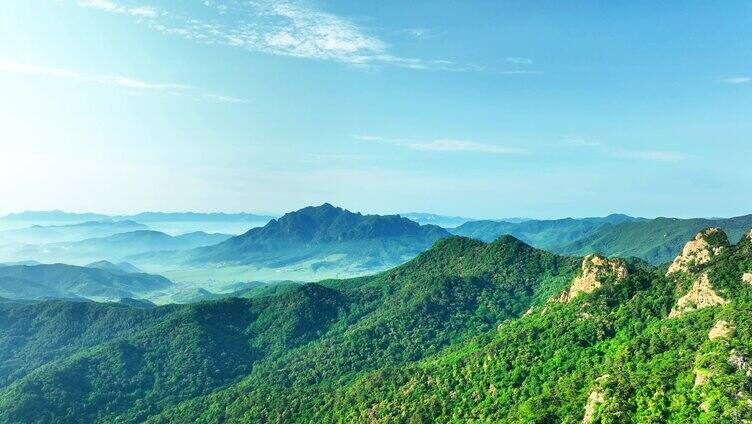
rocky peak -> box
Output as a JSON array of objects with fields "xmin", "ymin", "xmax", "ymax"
[
  {"xmin": 557, "ymin": 254, "xmax": 628, "ymax": 302},
  {"xmin": 668, "ymin": 273, "xmax": 728, "ymax": 318},
  {"xmin": 666, "ymin": 228, "xmax": 729, "ymax": 276}
]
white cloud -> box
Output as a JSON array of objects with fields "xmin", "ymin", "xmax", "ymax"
[
  {"xmin": 562, "ymin": 137, "xmax": 603, "ymax": 148},
  {"xmin": 353, "ymin": 134, "xmax": 384, "ymax": 141},
  {"xmin": 74, "ymin": 0, "xmax": 507, "ymax": 73},
  {"xmin": 401, "ymin": 28, "xmax": 435, "ymax": 40},
  {"xmin": 204, "ymin": 94, "xmax": 251, "ymax": 103},
  {"xmin": 78, "ymin": 0, "xmax": 157, "ymax": 18},
  {"xmin": 0, "ymin": 58, "xmax": 246, "ymax": 102},
  {"xmin": 718, "ymin": 77, "xmax": 750, "ymax": 84},
  {"xmin": 355, "ymin": 134, "xmax": 525, "ymax": 155},
  {"xmin": 563, "ymin": 137, "xmax": 688, "ymax": 162},
  {"xmin": 611, "ymin": 149, "xmax": 689, "ymax": 162},
  {"xmin": 405, "ymin": 139, "xmax": 526, "ymax": 154},
  {"xmin": 506, "ymin": 57, "xmax": 533, "ymax": 65},
  {"xmin": 498, "ymin": 70, "xmax": 542, "ymax": 75},
  {"xmin": 308, "ymin": 153, "xmax": 373, "ymax": 162}
]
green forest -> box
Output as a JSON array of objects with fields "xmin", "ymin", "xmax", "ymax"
[{"xmin": 1, "ymin": 229, "xmax": 751, "ymax": 423}]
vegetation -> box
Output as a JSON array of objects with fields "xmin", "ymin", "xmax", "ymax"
[
  {"xmin": 167, "ymin": 203, "xmax": 452, "ymax": 274},
  {"xmin": 0, "ymin": 229, "xmax": 750, "ymax": 423},
  {"xmin": 453, "ymin": 214, "xmax": 752, "ymax": 265},
  {"xmin": 0, "ymin": 263, "xmax": 172, "ymax": 300},
  {"xmin": 451, "ymin": 214, "xmax": 641, "ymax": 250},
  {"xmin": 558, "ymin": 215, "xmax": 752, "ymax": 264}
]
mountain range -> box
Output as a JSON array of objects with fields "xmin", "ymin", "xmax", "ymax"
[
  {"xmin": 0, "ymin": 229, "xmax": 232, "ymax": 265},
  {"xmin": 0, "ymin": 263, "xmax": 172, "ymax": 300},
  {"xmin": 0, "ymin": 220, "xmax": 148, "ymax": 245},
  {"xmin": 1, "ymin": 210, "xmax": 276, "ymax": 223},
  {"xmin": 165, "ymin": 203, "xmax": 451, "ymax": 274},
  {"xmin": 452, "ymin": 213, "xmax": 752, "ymax": 265},
  {"xmin": 0, "ymin": 227, "xmax": 749, "ymax": 422},
  {"xmin": 451, "ymin": 213, "xmax": 642, "ymax": 249}
]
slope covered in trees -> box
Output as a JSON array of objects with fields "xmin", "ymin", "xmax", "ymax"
[
  {"xmin": 0, "ymin": 229, "xmax": 751, "ymax": 423},
  {"xmin": 0, "ymin": 263, "xmax": 172, "ymax": 300},
  {"xmin": 0, "ymin": 235, "xmax": 577, "ymax": 423},
  {"xmin": 558, "ymin": 215, "xmax": 752, "ymax": 264},
  {"xmin": 450, "ymin": 214, "xmax": 642, "ymax": 250}
]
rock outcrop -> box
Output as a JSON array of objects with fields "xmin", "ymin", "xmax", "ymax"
[
  {"xmin": 666, "ymin": 228, "xmax": 728, "ymax": 276},
  {"xmin": 729, "ymin": 350, "xmax": 752, "ymax": 377},
  {"xmin": 669, "ymin": 273, "xmax": 728, "ymax": 318},
  {"xmin": 694, "ymin": 368, "xmax": 709, "ymax": 387},
  {"xmin": 743, "ymin": 272, "xmax": 752, "ymax": 285},
  {"xmin": 557, "ymin": 254, "xmax": 628, "ymax": 303},
  {"xmin": 582, "ymin": 375, "xmax": 610, "ymax": 424},
  {"xmin": 708, "ymin": 320, "xmax": 732, "ymax": 340}
]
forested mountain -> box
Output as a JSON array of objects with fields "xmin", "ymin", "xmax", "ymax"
[
  {"xmin": 0, "ymin": 264, "xmax": 172, "ymax": 300},
  {"xmin": 453, "ymin": 214, "xmax": 752, "ymax": 265},
  {"xmin": 451, "ymin": 214, "xmax": 642, "ymax": 249},
  {"xmin": 0, "ymin": 227, "xmax": 749, "ymax": 422},
  {"xmin": 558, "ymin": 214, "xmax": 752, "ymax": 264},
  {"xmin": 180, "ymin": 203, "xmax": 451, "ymax": 272},
  {"xmin": 85, "ymin": 260, "xmax": 143, "ymax": 274},
  {"xmin": 0, "ymin": 235, "xmax": 578, "ymax": 422}
]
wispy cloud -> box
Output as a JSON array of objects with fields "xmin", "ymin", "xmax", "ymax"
[
  {"xmin": 506, "ymin": 57, "xmax": 533, "ymax": 65},
  {"xmin": 498, "ymin": 70, "xmax": 542, "ymax": 75},
  {"xmin": 562, "ymin": 137, "xmax": 688, "ymax": 162},
  {"xmin": 562, "ymin": 137, "xmax": 603, "ymax": 148},
  {"xmin": 74, "ymin": 0, "xmax": 525, "ymax": 74},
  {"xmin": 717, "ymin": 76, "xmax": 750, "ymax": 84},
  {"xmin": 354, "ymin": 134, "xmax": 525, "ymax": 155},
  {"xmin": 353, "ymin": 134, "xmax": 385, "ymax": 141},
  {"xmin": 401, "ymin": 28, "xmax": 436, "ymax": 40},
  {"xmin": 78, "ymin": 0, "xmax": 157, "ymax": 18},
  {"xmin": 308, "ymin": 153, "xmax": 373, "ymax": 162},
  {"xmin": 611, "ymin": 148, "xmax": 689, "ymax": 162},
  {"xmin": 0, "ymin": 58, "xmax": 247, "ymax": 102}
]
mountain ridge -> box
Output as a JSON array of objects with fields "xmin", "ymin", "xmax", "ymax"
[{"xmin": 184, "ymin": 203, "xmax": 451, "ymax": 272}]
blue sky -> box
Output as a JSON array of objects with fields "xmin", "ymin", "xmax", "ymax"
[{"xmin": 0, "ymin": 0, "xmax": 750, "ymax": 219}]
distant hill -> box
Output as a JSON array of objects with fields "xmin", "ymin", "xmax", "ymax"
[
  {"xmin": 185, "ymin": 203, "xmax": 451, "ymax": 272},
  {"xmin": 117, "ymin": 212, "xmax": 277, "ymax": 222},
  {"xmin": 556, "ymin": 214, "xmax": 752, "ymax": 264},
  {"xmin": 66, "ymin": 230, "xmax": 231, "ymax": 254},
  {"xmin": 399, "ymin": 212, "xmax": 475, "ymax": 228},
  {"xmin": 2, "ymin": 230, "xmax": 232, "ymax": 265},
  {"xmin": 0, "ymin": 260, "xmax": 42, "ymax": 267},
  {"xmin": 0, "ymin": 263, "xmax": 172, "ymax": 300},
  {"xmin": 0, "ymin": 210, "xmax": 110, "ymax": 222},
  {"xmin": 0, "ymin": 220, "xmax": 148, "ymax": 244},
  {"xmin": 451, "ymin": 214, "xmax": 643, "ymax": 249},
  {"xmin": 86, "ymin": 260, "xmax": 143, "ymax": 275},
  {"xmin": 1, "ymin": 210, "xmax": 277, "ymax": 223}
]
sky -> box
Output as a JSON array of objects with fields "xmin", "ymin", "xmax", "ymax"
[{"xmin": 0, "ymin": 0, "xmax": 750, "ymax": 219}]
